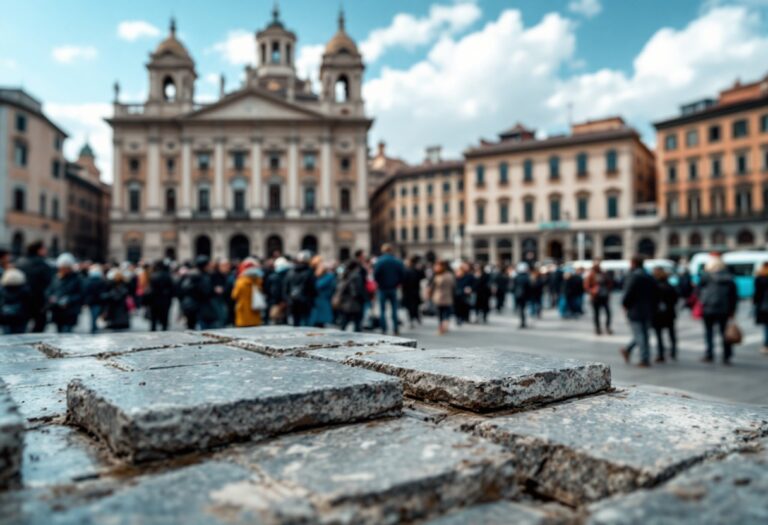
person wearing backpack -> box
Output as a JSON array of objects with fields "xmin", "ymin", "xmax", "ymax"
[
  {"xmin": 147, "ymin": 260, "xmax": 174, "ymax": 331},
  {"xmin": 512, "ymin": 262, "xmax": 532, "ymax": 329},
  {"xmin": 0, "ymin": 268, "xmax": 32, "ymax": 334},
  {"xmin": 309, "ymin": 256, "xmax": 336, "ymax": 328},
  {"xmin": 652, "ymin": 266, "xmax": 679, "ymax": 362},
  {"xmin": 334, "ymin": 260, "xmax": 367, "ymax": 332},
  {"xmin": 585, "ymin": 261, "xmax": 614, "ymax": 335},
  {"xmin": 47, "ymin": 253, "xmax": 84, "ymax": 333},
  {"xmin": 231, "ymin": 258, "xmax": 264, "ymax": 328},
  {"xmin": 102, "ymin": 270, "xmax": 131, "ymax": 331},
  {"xmin": 754, "ymin": 262, "xmax": 768, "ymax": 355},
  {"xmin": 178, "ymin": 255, "xmax": 216, "ymax": 330},
  {"xmin": 699, "ymin": 256, "xmax": 738, "ymax": 364},
  {"xmin": 283, "ymin": 251, "xmax": 316, "ymax": 327}
]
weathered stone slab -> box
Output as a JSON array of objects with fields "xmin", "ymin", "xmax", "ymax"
[
  {"xmin": 67, "ymin": 355, "xmax": 403, "ymax": 462},
  {"xmin": 225, "ymin": 418, "xmax": 518, "ymax": 524},
  {"xmin": 22, "ymin": 424, "xmax": 109, "ymax": 487},
  {"xmin": 588, "ymin": 441, "xmax": 768, "ymax": 525},
  {"xmin": 475, "ymin": 388, "xmax": 768, "ymax": 506},
  {"xmin": 105, "ymin": 344, "xmax": 257, "ymax": 371},
  {"xmin": 0, "ymin": 345, "xmax": 47, "ymax": 364},
  {"xmin": 0, "ymin": 380, "xmax": 24, "ymax": 490},
  {"xmin": 0, "ymin": 462, "xmax": 265, "ymax": 525},
  {"xmin": 201, "ymin": 325, "xmax": 318, "ymax": 340},
  {"xmin": 426, "ymin": 501, "xmax": 576, "ymax": 525},
  {"xmin": 307, "ymin": 347, "xmax": 610, "ymax": 412},
  {"xmin": 37, "ymin": 331, "xmax": 210, "ymax": 358},
  {"xmin": 216, "ymin": 327, "xmax": 417, "ymax": 356},
  {"xmin": 0, "ymin": 333, "xmax": 60, "ymax": 347}
]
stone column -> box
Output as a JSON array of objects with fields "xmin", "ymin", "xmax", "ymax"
[
  {"xmin": 213, "ymin": 138, "xmax": 226, "ymax": 219},
  {"xmin": 513, "ymin": 234, "xmax": 522, "ymax": 264},
  {"xmin": 179, "ymin": 138, "xmax": 192, "ymax": 218},
  {"xmin": 110, "ymin": 139, "xmax": 123, "ymax": 219},
  {"xmin": 178, "ymin": 228, "xmax": 192, "ymax": 261},
  {"xmin": 355, "ymin": 136, "xmax": 368, "ymax": 219},
  {"xmin": 146, "ymin": 137, "xmax": 161, "ymax": 218},
  {"xmin": 250, "ymin": 137, "xmax": 264, "ymax": 218},
  {"xmin": 623, "ymin": 228, "xmax": 635, "ymax": 260},
  {"xmin": 488, "ymin": 236, "xmax": 498, "ymax": 265},
  {"xmin": 286, "ymin": 136, "xmax": 299, "ymax": 218},
  {"xmin": 320, "ymin": 135, "xmax": 333, "ymax": 217}
]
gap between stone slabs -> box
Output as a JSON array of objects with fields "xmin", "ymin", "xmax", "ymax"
[{"xmin": 0, "ymin": 379, "xmax": 24, "ymax": 490}]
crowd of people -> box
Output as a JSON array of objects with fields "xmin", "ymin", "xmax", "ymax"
[{"xmin": 1, "ymin": 240, "xmax": 767, "ymax": 367}]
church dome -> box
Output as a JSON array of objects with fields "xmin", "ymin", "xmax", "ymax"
[
  {"xmin": 152, "ymin": 19, "xmax": 193, "ymax": 63},
  {"xmin": 79, "ymin": 142, "xmax": 95, "ymax": 158},
  {"xmin": 324, "ymin": 11, "xmax": 359, "ymax": 56}
]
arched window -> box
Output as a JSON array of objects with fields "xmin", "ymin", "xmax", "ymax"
[
  {"xmin": 339, "ymin": 247, "xmax": 351, "ymax": 262},
  {"xmin": 301, "ymin": 235, "xmax": 318, "ymax": 254},
  {"xmin": 497, "ymin": 239, "xmax": 513, "ymax": 264},
  {"xmin": 13, "ymin": 187, "xmax": 25, "ymax": 212},
  {"xmin": 229, "ymin": 234, "xmax": 250, "ymax": 261},
  {"xmin": 195, "ymin": 235, "xmax": 212, "ymax": 258},
  {"xmin": 165, "ymin": 247, "xmax": 177, "ymax": 261},
  {"xmin": 340, "ymin": 188, "xmax": 352, "ymax": 213},
  {"xmin": 668, "ymin": 233, "xmax": 680, "ymax": 247},
  {"xmin": 271, "ymin": 41, "xmax": 281, "ymax": 64},
  {"xmin": 737, "ymin": 229, "xmax": 755, "ymax": 246},
  {"xmin": 522, "ymin": 238, "xmax": 538, "ymax": 263},
  {"xmin": 603, "ymin": 235, "xmax": 623, "ymax": 260},
  {"xmin": 335, "ymin": 74, "xmax": 350, "ymax": 102},
  {"xmin": 637, "ymin": 238, "xmax": 656, "ymax": 257},
  {"xmin": 11, "ymin": 231, "xmax": 24, "ymax": 257},
  {"xmin": 474, "ymin": 239, "xmax": 490, "ymax": 263},
  {"xmin": 711, "ymin": 230, "xmax": 726, "ymax": 247},
  {"xmin": 304, "ymin": 186, "xmax": 316, "ymax": 213},
  {"xmin": 689, "ymin": 232, "xmax": 703, "ymax": 248},
  {"xmin": 162, "ymin": 76, "xmax": 176, "ymax": 102},
  {"xmin": 126, "ymin": 241, "xmax": 142, "ymax": 263},
  {"xmin": 266, "ymin": 235, "xmax": 283, "ymax": 258},
  {"xmin": 165, "ymin": 188, "xmax": 176, "ymax": 214}
]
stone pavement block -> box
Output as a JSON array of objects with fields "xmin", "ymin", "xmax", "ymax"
[
  {"xmin": 38, "ymin": 331, "xmax": 211, "ymax": 358},
  {"xmin": 0, "ymin": 345, "xmax": 47, "ymax": 364},
  {"xmin": 587, "ymin": 441, "xmax": 768, "ymax": 525},
  {"xmin": 67, "ymin": 354, "xmax": 403, "ymax": 462},
  {"xmin": 425, "ymin": 501, "xmax": 576, "ymax": 525},
  {"xmin": 22, "ymin": 424, "xmax": 109, "ymax": 488},
  {"xmin": 1, "ymin": 380, "xmax": 24, "ymax": 490},
  {"xmin": 0, "ymin": 334, "xmax": 60, "ymax": 347},
  {"xmin": 227, "ymin": 418, "xmax": 518, "ymax": 524},
  {"xmin": 475, "ymin": 388, "xmax": 768, "ymax": 506},
  {"xmin": 308, "ymin": 347, "xmax": 610, "ymax": 412},
  {"xmin": 201, "ymin": 325, "xmax": 318, "ymax": 340},
  {"xmin": 105, "ymin": 344, "xmax": 258, "ymax": 371}
]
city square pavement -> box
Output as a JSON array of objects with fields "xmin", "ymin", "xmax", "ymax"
[{"xmin": 69, "ymin": 295, "xmax": 768, "ymax": 405}]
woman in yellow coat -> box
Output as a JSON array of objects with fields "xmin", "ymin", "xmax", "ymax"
[{"xmin": 231, "ymin": 258, "xmax": 264, "ymax": 327}]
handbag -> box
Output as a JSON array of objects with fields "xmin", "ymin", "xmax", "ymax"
[
  {"xmin": 725, "ymin": 320, "xmax": 743, "ymax": 345},
  {"xmin": 250, "ymin": 284, "xmax": 267, "ymax": 311}
]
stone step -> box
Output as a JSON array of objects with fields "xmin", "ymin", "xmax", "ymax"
[
  {"xmin": 424, "ymin": 501, "xmax": 576, "ymax": 525},
  {"xmin": 305, "ymin": 346, "xmax": 611, "ymax": 412},
  {"xmin": 0, "ymin": 380, "xmax": 24, "ymax": 490},
  {"xmin": 587, "ymin": 439, "xmax": 768, "ymax": 525},
  {"xmin": 37, "ymin": 331, "xmax": 211, "ymax": 359},
  {"xmin": 475, "ymin": 388, "xmax": 768, "ymax": 506},
  {"xmin": 67, "ymin": 353, "xmax": 403, "ymax": 463},
  {"xmin": 104, "ymin": 344, "xmax": 258, "ymax": 371}
]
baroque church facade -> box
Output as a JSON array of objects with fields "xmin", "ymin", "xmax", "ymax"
[{"xmin": 108, "ymin": 8, "xmax": 371, "ymax": 263}]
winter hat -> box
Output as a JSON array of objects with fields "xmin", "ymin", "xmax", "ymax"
[
  {"xmin": 516, "ymin": 262, "xmax": 529, "ymax": 274},
  {"xmin": 274, "ymin": 257, "xmax": 291, "ymax": 272},
  {"xmin": 237, "ymin": 257, "xmax": 258, "ymax": 276},
  {"xmin": 88, "ymin": 264, "xmax": 103, "ymax": 278},
  {"xmin": 56, "ymin": 252, "xmax": 76, "ymax": 269},
  {"xmin": 1, "ymin": 268, "xmax": 26, "ymax": 287}
]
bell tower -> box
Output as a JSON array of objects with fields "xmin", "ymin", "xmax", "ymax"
[
  {"xmin": 320, "ymin": 9, "xmax": 365, "ymax": 117},
  {"xmin": 146, "ymin": 18, "xmax": 196, "ymax": 114}
]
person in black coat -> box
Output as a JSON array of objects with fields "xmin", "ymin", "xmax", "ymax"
[
  {"xmin": 335, "ymin": 261, "xmax": 367, "ymax": 332},
  {"xmin": 473, "ymin": 264, "xmax": 492, "ymax": 324},
  {"xmin": 492, "ymin": 266, "xmax": 510, "ymax": 313},
  {"xmin": 103, "ymin": 271, "xmax": 131, "ymax": 331},
  {"xmin": 147, "ymin": 260, "xmax": 174, "ymax": 331},
  {"xmin": 47, "ymin": 253, "xmax": 84, "ymax": 333},
  {"xmin": 83, "ymin": 265, "xmax": 107, "ymax": 334},
  {"xmin": 620, "ymin": 255, "xmax": 658, "ymax": 367},
  {"xmin": 0, "ymin": 268, "xmax": 32, "ymax": 334},
  {"xmin": 754, "ymin": 262, "xmax": 768, "ymax": 355},
  {"xmin": 512, "ymin": 262, "xmax": 532, "ymax": 328},
  {"xmin": 699, "ymin": 257, "xmax": 738, "ymax": 364},
  {"xmin": 401, "ymin": 256, "xmax": 424, "ymax": 329},
  {"xmin": 178, "ymin": 256, "xmax": 217, "ymax": 330},
  {"xmin": 17, "ymin": 241, "xmax": 53, "ymax": 332},
  {"xmin": 283, "ymin": 251, "xmax": 317, "ymax": 327},
  {"xmin": 652, "ymin": 267, "xmax": 679, "ymax": 362},
  {"xmin": 453, "ymin": 263, "xmax": 475, "ymax": 326}
]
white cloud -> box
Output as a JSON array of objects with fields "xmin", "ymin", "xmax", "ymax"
[
  {"xmin": 296, "ymin": 44, "xmax": 325, "ymax": 90},
  {"xmin": 52, "ymin": 45, "xmax": 98, "ymax": 64},
  {"xmin": 210, "ymin": 30, "xmax": 255, "ymax": 66},
  {"xmin": 568, "ymin": 0, "xmax": 602, "ymax": 18},
  {"xmin": 364, "ymin": 10, "xmax": 575, "ymax": 161},
  {"xmin": 45, "ymin": 102, "xmax": 113, "ymax": 181},
  {"xmin": 547, "ymin": 6, "xmax": 768, "ymax": 138},
  {"xmin": 117, "ymin": 20, "xmax": 161, "ymax": 42},
  {"xmin": 360, "ymin": 1, "xmax": 482, "ymax": 63}
]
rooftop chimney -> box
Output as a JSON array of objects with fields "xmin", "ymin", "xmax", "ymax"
[
  {"xmin": 425, "ymin": 145, "xmax": 442, "ymax": 164},
  {"xmin": 377, "ymin": 141, "xmax": 386, "ymax": 157}
]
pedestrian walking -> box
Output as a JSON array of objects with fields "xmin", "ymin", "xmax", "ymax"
[
  {"xmin": 512, "ymin": 262, "xmax": 532, "ymax": 328},
  {"xmin": 474, "ymin": 264, "xmax": 492, "ymax": 324},
  {"xmin": 652, "ymin": 267, "xmax": 679, "ymax": 362},
  {"xmin": 754, "ymin": 262, "xmax": 768, "ymax": 355},
  {"xmin": 453, "ymin": 263, "xmax": 475, "ymax": 325},
  {"xmin": 0, "ymin": 268, "xmax": 31, "ymax": 334},
  {"xmin": 231, "ymin": 258, "xmax": 264, "ymax": 328},
  {"xmin": 620, "ymin": 255, "xmax": 657, "ymax": 367},
  {"xmin": 103, "ymin": 270, "xmax": 131, "ymax": 331},
  {"xmin": 17, "ymin": 241, "xmax": 53, "ymax": 332},
  {"xmin": 334, "ymin": 260, "xmax": 367, "ymax": 332},
  {"xmin": 178, "ymin": 255, "xmax": 217, "ymax": 330},
  {"xmin": 699, "ymin": 257, "xmax": 738, "ymax": 364},
  {"xmin": 47, "ymin": 253, "xmax": 84, "ymax": 334},
  {"xmin": 310, "ymin": 257, "xmax": 336, "ymax": 328},
  {"xmin": 373, "ymin": 244, "xmax": 405, "ymax": 335},
  {"xmin": 492, "ymin": 265, "xmax": 510, "ymax": 312},
  {"xmin": 83, "ymin": 265, "xmax": 107, "ymax": 334},
  {"xmin": 147, "ymin": 260, "xmax": 174, "ymax": 331},
  {"xmin": 211, "ymin": 259, "xmax": 232, "ymax": 328},
  {"xmin": 529, "ymin": 269, "xmax": 544, "ymax": 319},
  {"xmin": 584, "ymin": 261, "xmax": 614, "ymax": 335},
  {"xmin": 402, "ymin": 256, "xmax": 424, "ymax": 329},
  {"xmin": 429, "ymin": 261, "xmax": 455, "ymax": 335},
  {"xmin": 284, "ymin": 251, "xmax": 316, "ymax": 327},
  {"xmin": 265, "ymin": 257, "xmax": 291, "ymax": 325}
]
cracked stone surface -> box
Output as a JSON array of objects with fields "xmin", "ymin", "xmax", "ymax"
[
  {"xmin": 307, "ymin": 347, "xmax": 610, "ymax": 412},
  {"xmin": 37, "ymin": 331, "xmax": 210, "ymax": 358},
  {"xmin": 223, "ymin": 418, "xmax": 518, "ymax": 524},
  {"xmin": 67, "ymin": 354, "xmax": 403, "ymax": 462},
  {"xmin": 475, "ymin": 388, "xmax": 768, "ymax": 506},
  {"xmin": 104, "ymin": 344, "xmax": 257, "ymax": 371},
  {"xmin": 425, "ymin": 501, "xmax": 576, "ymax": 525},
  {"xmin": 588, "ymin": 441, "xmax": 768, "ymax": 525},
  {"xmin": 0, "ymin": 334, "xmax": 59, "ymax": 347},
  {"xmin": 0, "ymin": 380, "xmax": 23, "ymax": 490},
  {"xmin": 0, "ymin": 346, "xmax": 47, "ymax": 364}
]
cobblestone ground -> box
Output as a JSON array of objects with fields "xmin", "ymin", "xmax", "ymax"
[{"xmin": 63, "ymin": 294, "xmax": 768, "ymax": 405}]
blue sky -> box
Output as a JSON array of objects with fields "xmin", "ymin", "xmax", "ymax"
[{"xmin": 2, "ymin": 0, "xmax": 768, "ymax": 179}]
